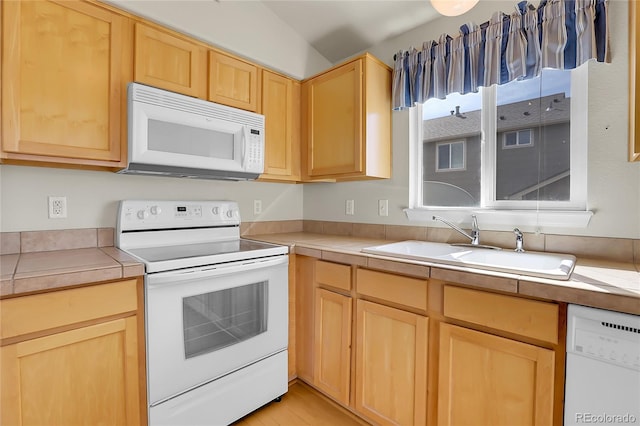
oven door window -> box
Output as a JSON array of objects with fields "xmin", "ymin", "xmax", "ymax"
[{"xmin": 182, "ymin": 281, "xmax": 268, "ymax": 359}]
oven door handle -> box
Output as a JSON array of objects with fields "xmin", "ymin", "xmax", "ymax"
[{"xmin": 147, "ymin": 255, "xmax": 288, "ymax": 287}]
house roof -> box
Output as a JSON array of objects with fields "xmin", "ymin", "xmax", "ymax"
[{"xmin": 424, "ymin": 93, "xmax": 570, "ymax": 142}]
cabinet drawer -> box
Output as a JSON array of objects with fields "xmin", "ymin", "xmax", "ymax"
[
  {"xmin": 315, "ymin": 261, "xmax": 351, "ymax": 291},
  {"xmin": 1, "ymin": 280, "xmax": 138, "ymax": 341},
  {"xmin": 443, "ymin": 285, "xmax": 559, "ymax": 344},
  {"xmin": 356, "ymin": 269, "xmax": 427, "ymax": 311}
]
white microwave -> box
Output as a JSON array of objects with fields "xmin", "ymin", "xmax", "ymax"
[{"xmin": 119, "ymin": 83, "xmax": 265, "ymax": 180}]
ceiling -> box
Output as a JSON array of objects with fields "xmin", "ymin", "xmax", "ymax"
[{"xmin": 259, "ymin": 1, "xmax": 441, "ymax": 63}]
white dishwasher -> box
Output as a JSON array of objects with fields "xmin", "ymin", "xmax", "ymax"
[{"xmin": 564, "ymin": 304, "xmax": 640, "ymax": 426}]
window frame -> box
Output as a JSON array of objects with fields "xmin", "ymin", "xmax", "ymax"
[
  {"xmin": 435, "ymin": 140, "xmax": 466, "ymax": 172},
  {"xmin": 502, "ymin": 129, "xmax": 534, "ymax": 149},
  {"xmin": 407, "ymin": 66, "xmax": 592, "ymax": 228}
]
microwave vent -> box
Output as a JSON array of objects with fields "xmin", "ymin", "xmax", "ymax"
[{"xmin": 131, "ymin": 83, "xmax": 264, "ymax": 129}]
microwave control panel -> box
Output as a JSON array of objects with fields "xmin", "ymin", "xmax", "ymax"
[{"xmin": 245, "ymin": 128, "xmax": 264, "ymax": 173}]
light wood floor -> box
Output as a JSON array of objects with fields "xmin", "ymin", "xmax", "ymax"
[{"xmin": 231, "ymin": 381, "xmax": 369, "ymax": 426}]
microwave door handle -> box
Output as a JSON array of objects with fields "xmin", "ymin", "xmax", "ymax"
[{"xmin": 241, "ymin": 126, "xmax": 249, "ymax": 168}]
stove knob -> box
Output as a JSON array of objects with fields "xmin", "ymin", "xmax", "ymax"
[
  {"xmin": 150, "ymin": 205, "xmax": 162, "ymax": 215},
  {"xmin": 226, "ymin": 210, "xmax": 235, "ymax": 218},
  {"xmin": 212, "ymin": 207, "xmax": 220, "ymax": 215},
  {"xmin": 137, "ymin": 209, "xmax": 149, "ymax": 220}
]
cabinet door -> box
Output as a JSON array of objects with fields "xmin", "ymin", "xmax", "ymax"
[
  {"xmin": 1, "ymin": 317, "xmax": 142, "ymax": 425},
  {"xmin": 134, "ymin": 22, "xmax": 206, "ymax": 98},
  {"xmin": 209, "ymin": 51, "xmax": 260, "ymax": 112},
  {"xmin": 438, "ymin": 323, "xmax": 555, "ymax": 426},
  {"xmin": 1, "ymin": 0, "xmax": 128, "ymax": 166},
  {"xmin": 304, "ymin": 59, "xmax": 363, "ymax": 177},
  {"xmin": 355, "ymin": 300, "xmax": 428, "ymax": 426},
  {"xmin": 314, "ymin": 288, "xmax": 352, "ymax": 406},
  {"xmin": 260, "ymin": 71, "xmax": 300, "ymax": 181}
]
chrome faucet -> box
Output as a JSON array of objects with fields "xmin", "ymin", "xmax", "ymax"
[
  {"xmin": 514, "ymin": 228, "xmax": 525, "ymax": 252},
  {"xmin": 432, "ymin": 215, "xmax": 480, "ymax": 245}
]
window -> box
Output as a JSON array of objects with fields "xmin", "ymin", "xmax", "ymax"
[
  {"xmin": 410, "ymin": 67, "xmax": 588, "ymax": 216},
  {"xmin": 436, "ymin": 141, "xmax": 465, "ymax": 171},
  {"xmin": 503, "ymin": 129, "xmax": 533, "ymax": 149}
]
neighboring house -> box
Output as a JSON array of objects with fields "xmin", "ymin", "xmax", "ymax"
[{"xmin": 422, "ymin": 93, "xmax": 570, "ymax": 206}]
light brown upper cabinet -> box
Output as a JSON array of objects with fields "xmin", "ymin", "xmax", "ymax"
[
  {"xmin": 209, "ymin": 51, "xmax": 261, "ymax": 112},
  {"xmin": 259, "ymin": 71, "xmax": 301, "ymax": 181},
  {"xmin": 1, "ymin": 0, "xmax": 131, "ymax": 169},
  {"xmin": 302, "ymin": 53, "xmax": 391, "ymax": 181},
  {"xmin": 133, "ymin": 22, "xmax": 207, "ymax": 99},
  {"xmin": 630, "ymin": 0, "xmax": 639, "ymax": 161}
]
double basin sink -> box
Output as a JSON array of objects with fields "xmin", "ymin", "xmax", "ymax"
[{"xmin": 362, "ymin": 240, "xmax": 576, "ymax": 280}]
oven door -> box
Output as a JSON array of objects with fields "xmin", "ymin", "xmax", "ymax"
[{"xmin": 145, "ymin": 255, "xmax": 288, "ymax": 405}]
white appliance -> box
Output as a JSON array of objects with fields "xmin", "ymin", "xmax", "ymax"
[
  {"xmin": 116, "ymin": 200, "xmax": 289, "ymax": 425},
  {"xmin": 564, "ymin": 304, "xmax": 640, "ymax": 426},
  {"xmin": 119, "ymin": 83, "xmax": 265, "ymax": 180}
]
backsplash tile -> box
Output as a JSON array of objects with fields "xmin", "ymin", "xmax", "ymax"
[
  {"xmin": 384, "ymin": 225, "xmax": 427, "ymax": 241},
  {"xmin": 545, "ymin": 235, "xmax": 635, "ymax": 263},
  {"xmin": 353, "ymin": 223, "xmax": 385, "ymax": 239},
  {"xmin": 21, "ymin": 229, "xmax": 98, "ymax": 253},
  {"xmin": 97, "ymin": 228, "xmax": 114, "ymax": 247},
  {"xmin": 1, "ymin": 232, "xmax": 20, "ymax": 255},
  {"xmin": 241, "ymin": 220, "xmax": 303, "ymax": 236},
  {"xmin": 302, "ymin": 220, "xmax": 325, "ymax": 234},
  {"xmin": 322, "ymin": 221, "xmax": 354, "ymax": 236},
  {"xmin": 2, "ymin": 224, "xmax": 638, "ymax": 265}
]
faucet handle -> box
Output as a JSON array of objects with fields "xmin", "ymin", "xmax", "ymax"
[
  {"xmin": 513, "ymin": 228, "xmax": 525, "ymax": 252},
  {"xmin": 471, "ymin": 214, "xmax": 479, "ymax": 231}
]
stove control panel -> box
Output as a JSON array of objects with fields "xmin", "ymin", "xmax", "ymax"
[
  {"xmin": 174, "ymin": 205, "xmax": 202, "ymax": 218},
  {"xmin": 117, "ymin": 200, "xmax": 240, "ymax": 232}
]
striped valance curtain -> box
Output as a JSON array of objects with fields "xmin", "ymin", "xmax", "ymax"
[{"xmin": 392, "ymin": 0, "xmax": 610, "ymax": 110}]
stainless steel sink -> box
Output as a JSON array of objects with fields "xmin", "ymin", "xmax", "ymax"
[{"xmin": 362, "ymin": 240, "xmax": 576, "ymax": 280}]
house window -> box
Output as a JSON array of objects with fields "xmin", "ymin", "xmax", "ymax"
[
  {"xmin": 503, "ymin": 129, "xmax": 533, "ymax": 149},
  {"xmin": 410, "ymin": 67, "xmax": 588, "ymax": 212},
  {"xmin": 436, "ymin": 141, "xmax": 465, "ymax": 171}
]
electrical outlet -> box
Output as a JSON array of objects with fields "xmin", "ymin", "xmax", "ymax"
[
  {"xmin": 253, "ymin": 199, "xmax": 262, "ymax": 215},
  {"xmin": 378, "ymin": 199, "xmax": 389, "ymax": 216},
  {"xmin": 48, "ymin": 196, "xmax": 67, "ymax": 219},
  {"xmin": 345, "ymin": 199, "xmax": 355, "ymax": 215}
]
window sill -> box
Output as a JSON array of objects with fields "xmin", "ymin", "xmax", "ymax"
[{"xmin": 404, "ymin": 208, "xmax": 594, "ymax": 229}]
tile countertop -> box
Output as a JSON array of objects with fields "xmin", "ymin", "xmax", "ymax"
[
  {"xmin": 0, "ymin": 247, "xmax": 144, "ymax": 297},
  {"xmin": 245, "ymin": 232, "xmax": 640, "ymax": 316}
]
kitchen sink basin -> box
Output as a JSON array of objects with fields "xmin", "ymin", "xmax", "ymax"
[{"xmin": 361, "ymin": 240, "xmax": 576, "ymax": 280}]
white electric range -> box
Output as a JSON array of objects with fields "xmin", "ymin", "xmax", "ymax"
[{"xmin": 116, "ymin": 200, "xmax": 289, "ymax": 425}]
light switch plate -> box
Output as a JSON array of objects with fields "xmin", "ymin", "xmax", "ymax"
[
  {"xmin": 346, "ymin": 199, "xmax": 355, "ymax": 215},
  {"xmin": 378, "ymin": 199, "xmax": 389, "ymax": 216}
]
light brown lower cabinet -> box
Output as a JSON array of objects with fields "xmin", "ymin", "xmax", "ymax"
[
  {"xmin": 437, "ymin": 323, "xmax": 555, "ymax": 426},
  {"xmin": 294, "ymin": 260, "xmax": 563, "ymax": 426},
  {"xmin": 313, "ymin": 288, "xmax": 352, "ymax": 406},
  {"xmin": 355, "ymin": 299, "xmax": 428, "ymax": 426},
  {"xmin": 1, "ymin": 318, "xmax": 141, "ymax": 425},
  {"xmin": 0, "ymin": 279, "xmax": 146, "ymax": 425}
]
